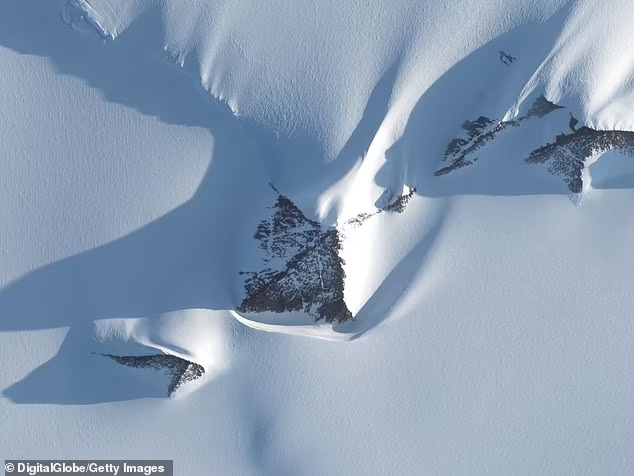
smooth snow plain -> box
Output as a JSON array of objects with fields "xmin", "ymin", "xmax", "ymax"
[{"xmin": 1, "ymin": 0, "xmax": 634, "ymax": 474}]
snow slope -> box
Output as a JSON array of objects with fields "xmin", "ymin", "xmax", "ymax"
[{"xmin": 1, "ymin": 0, "xmax": 634, "ymax": 473}]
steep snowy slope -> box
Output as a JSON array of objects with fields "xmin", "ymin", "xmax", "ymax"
[
  {"xmin": 71, "ymin": 0, "xmax": 634, "ymax": 182},
  {"xmin": 65, "ymin": 0, "xmax": 634, "ymax": 338},
  {"xmin": 1, "ymin": 0, "xmax": 634, "ymax": 473}
]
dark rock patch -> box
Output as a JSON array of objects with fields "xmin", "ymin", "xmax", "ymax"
[
  {"xmin": 239, "ymin": 190, "xmax": 352, "ymax": 324},
  {"xmin": 344, "ymin": 211, "xmax": 377, "ymax": 228},
  {"xmin": 385, "ymin": 187, "xmax": 416, "ymax": 213},
  {"xmin": 525, "ymin": 96, "xmax": 564, "ymax": 119},
  {"xmin": 97, "ymin": 353, "xmax": 205, "ymax": 396},
  {"xmin": 436, "ymin": 117, "xmax": 510, "ymax": 175},
  {"xmin": 525, "ymin": 127, "xmax": 634, "ymax": 193},
  {"xmin": 344, "ymin": 187, "xmax": 417, "ymax": 229},
  {"xmin": 436, "ymin": 96, "xmax": 562, "ymax": 176}
]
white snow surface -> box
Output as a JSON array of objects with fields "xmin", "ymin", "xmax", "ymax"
[{"xmin": 1, "ymin": 0, "xmax": 634, "ymax": 474}]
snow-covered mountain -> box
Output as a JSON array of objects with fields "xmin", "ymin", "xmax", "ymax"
[{"xmin": 1, "ymin": 0, "xmax": 634, "ymax": 473}]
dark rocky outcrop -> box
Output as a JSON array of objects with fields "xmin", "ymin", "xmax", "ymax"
[
  {"xmin": 384, "ymin": 187, "xmax": 416, "ymax": 213},
  {"xmin": 436, "ymin": 116, "xmax": 511, "ymax": 175},
  {"xmin": 344, "ymin": 211, "xmax": 376, "ymax": 228},
  {"xmin": 98, "ymin": 353, "xmax": 205, "ymax": 396},
  {"xmin": 525, "ymin": 96, "xmax": 564, "ymax": 119},
  {"xmin": 344, "ymin": 187, "xmax": 417, "ymax": 229},
  {"xmin": 239, "ymin": 191, "xmax": 352, "ymax": 324},
  {"xmin": 525, "ymin": 127, "xmax": 634, "ymax": 193},
  {"xmin": 436, "ymin": 96, "xmax": 562, "ymax": 176}
]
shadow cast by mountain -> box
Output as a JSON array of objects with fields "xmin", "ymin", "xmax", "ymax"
[
  {"xmin": 0, "ymin": 0, "xmax": 411, "ymax": 403},
  {"xmin": 2, "ymin": 324, "xmax": 174, "ymax": 404},
  {"xmin": 0, "ymin": 2, "xmax": 265, "ymax": 333},
  {"xmin": 0, "ymin": 0, "xmax": 268, "ymax": 403}
]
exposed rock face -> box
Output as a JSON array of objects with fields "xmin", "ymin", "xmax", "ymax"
[
  {"xmin": 524, "ymin": 96, "xmax": 564, "ymax": 119},
  {"xmin": 437, "ymin": 116, "xmax": 504, "ymax": 175},
  {"xmin": 344, "ymin": 211, "xmax": 376, "ymax": 228},
  {"xmin": 238, "ymin": 185, "xmax": 417, "ymax": 323},
  {"xmin": 434, "ymin": 95, "xmax": 634, "ymax": 193},
  {"xmin": 344, "ymin": 187, "xmax": 416, "ymax": 228},
  {"xmin": 98, "ymin": 353, "xmax": 205, "ymax": 396},
  {"xmin": 526, "ymin": 127, "xmax": 634, "ymax": 193},
  {"xmin": 384, "ymin": 187, "xmax": 416, "ymax": 213},
  {"xmin": 436, "ymin": 96, "xmax": 562, "ymax": 176},
  {"xmin": 239, "ymin": 192, "xmax": 352, "ymax": 324}
]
